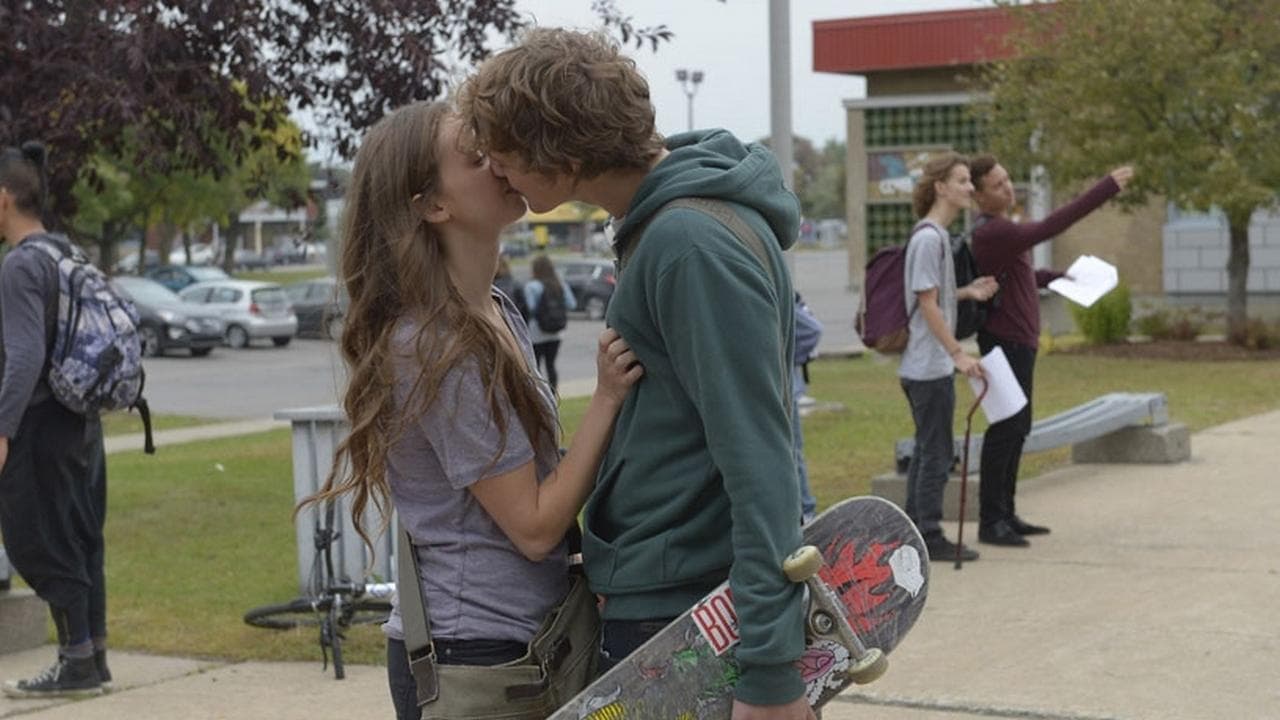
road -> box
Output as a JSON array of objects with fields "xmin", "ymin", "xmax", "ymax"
[{"xmin": 141, "ymin": 250, "xmax": 858, "ymax": 419}]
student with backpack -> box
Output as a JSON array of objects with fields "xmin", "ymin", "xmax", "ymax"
[
  {"xmin": 0, "ymin": 142, "xmax": 112, "ymax": 698},
  {"xmin": 523, "ymin": 253, "xmax": 575, "ymax": 393},
  {"xmin": 899, "ymin": 152, "xmax": 998, "ymax": 563}
]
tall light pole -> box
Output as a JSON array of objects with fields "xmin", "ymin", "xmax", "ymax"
[{"xmin": 675, "ymin": 68, "xmax": 704, "ymax": 132}]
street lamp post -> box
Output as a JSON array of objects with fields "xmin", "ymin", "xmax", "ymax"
[{"xmin": 675, "ymin": 68, "xmax": 704, "ymax": 132}]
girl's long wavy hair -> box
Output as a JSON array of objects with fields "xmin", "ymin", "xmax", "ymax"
[{"xmin": 297, "ymin": 101, "xmax": 558, "ymax": 556}]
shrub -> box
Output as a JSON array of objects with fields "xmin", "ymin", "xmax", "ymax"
[
  {"xmin": 1232, "ymin": 318, "xmax": 1280, "ymax": 350},
  {"xmin": 1134, "ymin": 305, "xmax": 1212, "ymax": 341},
  {"xmin": 1070, "ymin": 282, "xmax": 1131, "ymax": 345}
]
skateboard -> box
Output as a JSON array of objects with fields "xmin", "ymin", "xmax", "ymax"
[{"xmin": 550, "ymin": 496, "xmax": 929, "ymax": 719}]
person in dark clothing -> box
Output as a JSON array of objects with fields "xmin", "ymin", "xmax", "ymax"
[
  {"xmin": 0, "ymin": 142, "xmax": 110, "ymax": 698},
  {"xmin": 523, "ymin": 254, "xmax": 575, "ymax": 394},
  {"xmin": 492, "ymin": 254, "xmax": 529, "ymax": 320},
  {"xmin": 969, "ymin": 154, "xmax": 1133, "ymax": 547}
]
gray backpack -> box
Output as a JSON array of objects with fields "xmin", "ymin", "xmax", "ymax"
[{"xmin": 23, "ymin": 237, "xmax": 154, "ymax": 453}]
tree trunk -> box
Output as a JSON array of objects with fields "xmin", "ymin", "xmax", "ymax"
[
  {"xmin": 156, "ymin": 221, "xmax": 175, "ymax": 268},
  {"xmin": 98, "ymin": 221, "xmax": 119, "ymax": 276},
  {"xmin": 1225, "ymin": 209, "xmax": 1252, "ymax": 344},
  {"xmin": 221, "ymin": 212, "xmax": 240, "ymax": 274}
]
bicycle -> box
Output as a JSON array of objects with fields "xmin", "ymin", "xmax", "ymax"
[{"xmin": 243, "ymin": 498, "xmax": 394, "ymax": 679}]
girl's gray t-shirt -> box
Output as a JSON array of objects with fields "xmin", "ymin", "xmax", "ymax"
[
  {"xmin": 899, "ymin": 222, "xmax": 957, "ymax": 381},
  {"xmin": 383, "ymin": 289, "xmax": 566, "ymax": 644}
]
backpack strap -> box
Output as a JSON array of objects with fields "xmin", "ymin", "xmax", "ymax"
[
  {"xmin": 397, "ymin": 529, "xmax": 440, "ymax": 707},
  {"xmin": 614, "ymin": 197, "xmax": 792, "ymax": 415},
  {"xmin": 903, "ymin": 220, "xmax": 949, "ymax": 319}
]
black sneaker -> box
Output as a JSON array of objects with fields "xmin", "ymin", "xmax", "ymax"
[
  {"xmin": 925, "ymin": 535, "xmax": 979, "ymax": 562},
  {"xmin": 2, "ymin": 654, "xmax": 103, "ymax": 699},
  {"xmin": 95, "ymin": 649, "xmax": 113, "ymax": 689}
]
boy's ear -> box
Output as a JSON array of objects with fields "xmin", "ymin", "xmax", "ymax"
[{"xmin": 413, "ymin": 193, "xmax": 450, "ymax": 224}]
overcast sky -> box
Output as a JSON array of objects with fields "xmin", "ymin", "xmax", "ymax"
[{"xmin": 510, "ymin": 0, "xmax": 984, "ymax": 146}]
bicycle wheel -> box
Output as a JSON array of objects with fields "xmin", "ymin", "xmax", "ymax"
[{"xmin": 244, "ymin": 598, "xmax": 327, "ymax": 629}]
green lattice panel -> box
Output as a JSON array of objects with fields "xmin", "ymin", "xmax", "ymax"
[
  {"xmin": 865, "ymin": 104, "xmax": 985, "ymax": 152},
  {"xmin": 867, "ymin": 204, "xmax": 918, "ymax": 252}
]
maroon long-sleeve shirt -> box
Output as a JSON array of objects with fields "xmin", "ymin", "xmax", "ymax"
[{"xmin": 972, "ymin": 176, "xmax": 1121, "ymax": 349}]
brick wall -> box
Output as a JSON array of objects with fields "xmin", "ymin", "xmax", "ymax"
[{"xmin": 1163, "ymin": 209, "xmax": 1280, "ymax": 293}]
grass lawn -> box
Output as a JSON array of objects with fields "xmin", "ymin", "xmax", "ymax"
[
  {"xmin": 101, "ymin": 411, "xmax": 214, "ymax": 437},
  {"xmin": 232, "ymin": 267, "xmax": 329, "ymax": 286},
  {"xmin": 98, "ymin": 350, "xmax": 1280, "ymax": 663}
]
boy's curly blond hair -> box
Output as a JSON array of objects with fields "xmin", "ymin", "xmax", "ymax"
[{"xmin": 458, "ymin": 28, "xmax": 665, "ymax": 179}]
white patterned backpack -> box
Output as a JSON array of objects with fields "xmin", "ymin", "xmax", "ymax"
[{"xmin": 22, "ymin": 236, "xmax": 154, "ymax": 453}]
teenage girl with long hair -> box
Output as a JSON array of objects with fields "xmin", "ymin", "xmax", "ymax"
[{"xmin": 300, "ymin": 101, "xmax": 642, "ymax": 719}]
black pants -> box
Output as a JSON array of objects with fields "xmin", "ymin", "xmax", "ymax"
[
  {"xmin": 386, "ymin": 637, "xmax": 527, "ymax": 720},
  {"xmin": 976, "ymin": 332, "xmax": 1036, "ymax": 528},
  {"xmin": 597, "ymin": 618, "xmax": 676, "ymax": 675},
  {"xmin": 0, "ymin": 400, "xmax": 107, "ymax": 645},
  {"xmin": 533, "ymin": 340, "xmax": 561, "ymax": 392}
]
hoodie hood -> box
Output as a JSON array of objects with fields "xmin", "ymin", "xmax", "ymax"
[{"xmin": 617, "ymin": 129, "xmax": 800, "ymax": 252}]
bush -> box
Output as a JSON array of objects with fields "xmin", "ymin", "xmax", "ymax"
[
  {"xmin": 1232, "ymin": 318, "xmax": 1280, "ymax": 350},
  {"xmin": 1070, "ymin": 282, "xmax": 1131, "ymax": 345},
  {"xmin": 1134, "ymin": 305, "xmax": 1215, "ymax": 341}
]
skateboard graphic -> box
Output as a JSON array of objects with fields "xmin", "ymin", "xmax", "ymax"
[{"xmin": 550, "ymin": 496, "xmax": 929, "ymax": 719}]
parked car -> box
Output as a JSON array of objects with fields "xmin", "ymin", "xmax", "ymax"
[
  {"xmin": 114, "ymin": 249, "xmax": 161, "ymax": 274},
  {"xmin": 110, "ymin": 276, "xmax": 224, "ymax": 357},
  {"xmin": 167, "ymin": 243, "xmax": 217, "ymax": 266},
  {"xmin": 146, "ymin": 264, "xmax": 230, "ymax": 293},
  {"xmin": 178, "ymin": 280, "xmax": 298, "ymax": 348},
  {"xmin": 556, "ymin": 259, "xmax": 616, "ymax": 320},
  {"xmin": 284, "ymin": 276, "xmax": 348, "ymax": 340}
]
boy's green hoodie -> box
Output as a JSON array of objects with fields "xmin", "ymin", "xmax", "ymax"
[{"xmin": 582, "ymin": 129, "xmax": 805, "ymax": 706}]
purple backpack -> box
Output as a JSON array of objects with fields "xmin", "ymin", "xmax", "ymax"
[{"xmin": 855, "ymin": 221, "xmax": 943, "ymax": 353}]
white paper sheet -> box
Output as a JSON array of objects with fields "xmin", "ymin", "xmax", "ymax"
[
  {"xmin": 1048, "ymin": 255, "xmax": 1119, "ymax": 307},
  {"xmin": 967, "ymin": 346, "xmax": 1028, "ymax": 424}
]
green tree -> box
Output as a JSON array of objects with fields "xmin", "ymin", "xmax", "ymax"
[
  {"xmin": 806, "ymin": 140, "xmax": 847, "ymax": 219},
  {"xmin": 980, "ymin": 0, "xmax": 1280, "ymax": 343},
  {"xmin": 71, "ymin": 112, "xmax": 309, "ymax": 273}
]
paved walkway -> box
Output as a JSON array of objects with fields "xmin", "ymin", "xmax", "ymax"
[{"xmin": 7, "ymin": 410, "xmax": 1277, "ymax": 719}]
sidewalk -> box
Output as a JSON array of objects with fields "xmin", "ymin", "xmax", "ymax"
[{"xmin": 7, "ymin": 410, "xmax": 1277, "ymax": 719}]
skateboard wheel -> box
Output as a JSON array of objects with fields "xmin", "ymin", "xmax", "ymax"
[
  {"xmin": 847, "ymin": 648, "xmax": 889, "ymax": 685},
  {"xmin": 809, "ymin": 610, "xmax": 836, "ymax": 636},
  {"xmin": 783, "ymin": 545, "xmax": 823, "ymax": 582}
]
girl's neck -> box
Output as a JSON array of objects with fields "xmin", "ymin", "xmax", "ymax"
[{"xmin": 441, "ymin": 229, "xmax": 501, "ymax": 311}]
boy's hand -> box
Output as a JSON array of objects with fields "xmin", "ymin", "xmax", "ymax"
[
  {"xmin": 960, "ymin": 276, "xmax": 998, "ymax": 302},
  {"xmin": 954, "ymin": 352, "xmax": 984, "ymax": 379},
  {"xmin": 1110, "ymin": 166, "xmax": 1134, "ymax": 189}
]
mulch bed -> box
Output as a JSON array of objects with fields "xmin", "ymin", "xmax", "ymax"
[{"xmin": 1056, "ymin": 340, "xmax": 1280, "ymax": 362}]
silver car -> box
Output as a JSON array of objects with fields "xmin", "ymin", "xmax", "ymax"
[{"xmin": 178, "ymin": 280, "xmax": 298, "ymax": 349}]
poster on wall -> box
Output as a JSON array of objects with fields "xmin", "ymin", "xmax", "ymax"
[{"xmin": 867, "ymin": 147, "xmax": 951, "ymax": 203}]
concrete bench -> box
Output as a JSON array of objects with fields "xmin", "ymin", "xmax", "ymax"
[
  {"xmin": 874, "ymin": 392, "xmax": 1190, "ymax": 520},
  {"xmin": 0, "ymin": 589, "xmax": 48, "ymax": 655}
]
